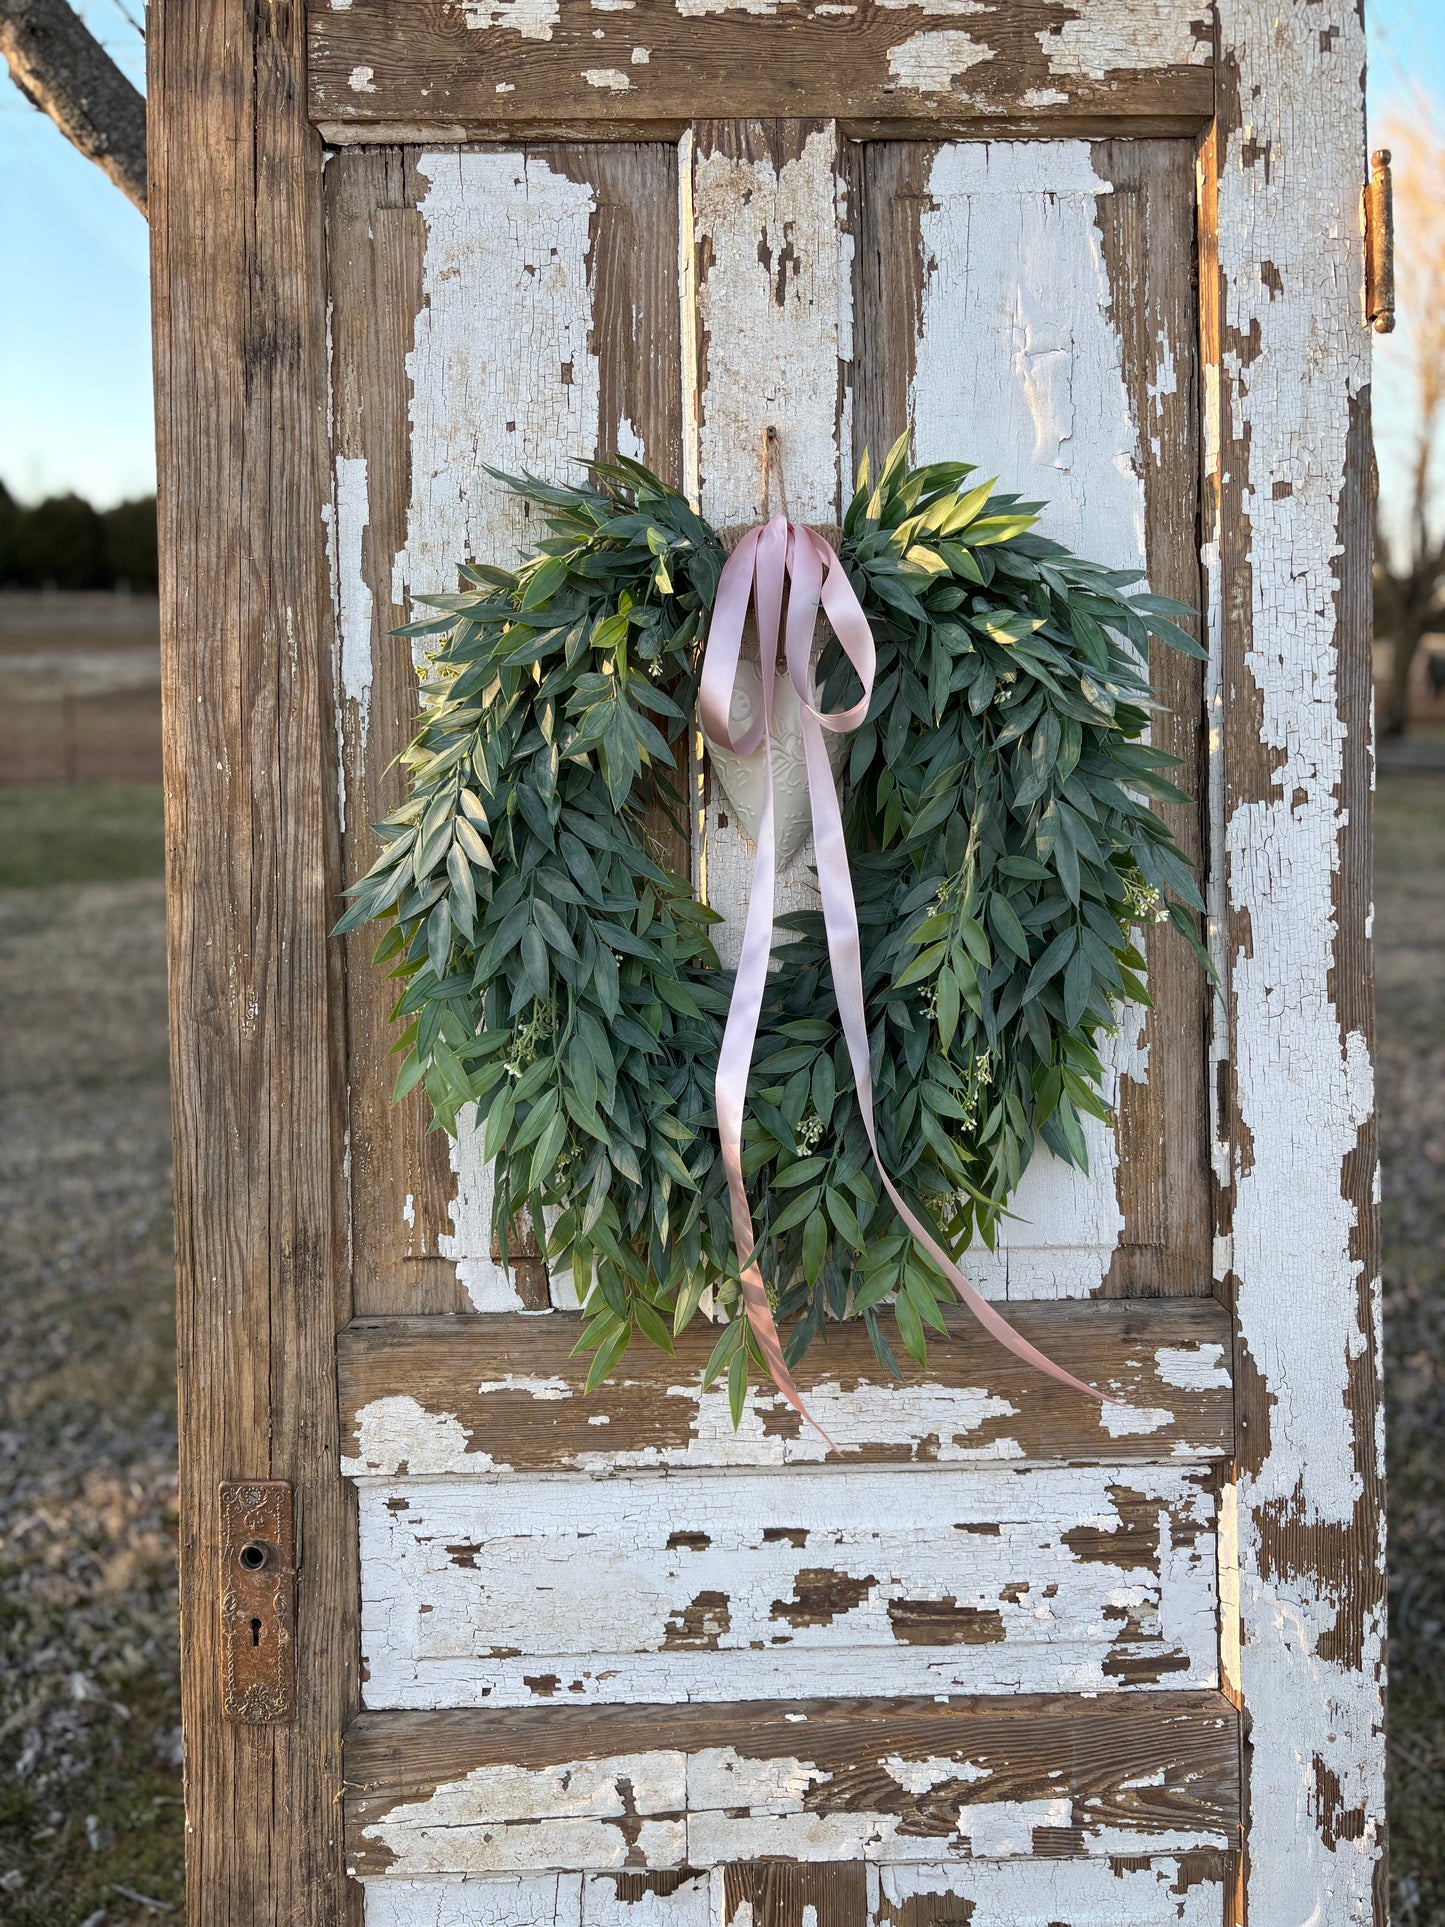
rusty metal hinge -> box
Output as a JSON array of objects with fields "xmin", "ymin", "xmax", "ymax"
[
  {"xmin": 220, "ymin": 1481, "xmax": 296, "ymax": 1722},
  {"xmin": 1364, "ymin": 148, "xmax": 1395, "ymax": 335}
]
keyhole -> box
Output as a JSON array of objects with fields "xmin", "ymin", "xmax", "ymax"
[{"xmin": 250, "ymin": 1617, "xmax": 262, "ymax": 1648}]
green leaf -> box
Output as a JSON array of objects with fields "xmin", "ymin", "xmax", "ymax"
[
  {"xmin": 802, "ymin": 1209, "xmax": 828, "ymax": 1286},
  {"xmin": 701, "ymin": 1316, "xmax": 743, "ymax": 1391},
  {"xmin": 936, "ymin": 965, "xmax": 961, "ymax": 1054},
  {"xmin": 769, "ymin": 1189, "xmax": 822, "ymax": 1238},
  {"xmin": 447, "ymin": 842, "xmax": 477, "ymax": 938},
  {"xmin": 727, "ymin": 1346, "xmax": 750, "ymax": 1430},
  {"xmin": 896, "ymin": 941, "xmax": 947, "ymax": 990},
  {"xmin": 584, "ymin": 1320, "xmax": 632, "ymax": 1392},
  {"xmin": 892, "ymin": 1283, "xmax": 927, "ymax": 1365},
  {"xmin": 987, "ymin": 892, "xmax": 1031, "ymax": 963},
  {"xmin": 774, "ymin": 1156, "xmax": 830, "ymax": 1190},
  {"xmin": 824, "ymin": 1184, "xmax": 863, "ymax": 1249},
  {"xmin": 532, "ymin": 898, "xmax": 577, "ymax": 958},
  {"xmin": 529, "ymin": 1107, "xmax": 568, "ymax": 1190},
  {"xmin": 454, "ymin": 815, "xmax": 495, "ymax": 871},
  {"xmin": 633, "ymin": 1297, "xmax": 676, "ymax": 1355}
]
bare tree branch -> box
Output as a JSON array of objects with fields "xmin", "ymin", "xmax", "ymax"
[
  {"xmin": 0, "ymin": 0, "xmax": 145, "ymax": 215},
  {"xmin": 1376, "ymin": 109, "xmax": 1445, "ymax": 736}
]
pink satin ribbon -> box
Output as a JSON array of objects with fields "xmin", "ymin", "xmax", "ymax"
[{"xmin": 700, "ymin": 514, "xmax": 1108, "ymax": 1445}]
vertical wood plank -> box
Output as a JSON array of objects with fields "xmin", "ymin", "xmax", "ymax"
[
  {"xmin": 688, "ymin": 118, "xmax": 851, "ymax": 967},
  {"xmin": 149, "ymin": 0, "xmax": 357, "ymax": 1913},
  {"xmin": 683, "ymin": 107, "xmax": 874, "ymax": 1832},
  {"xmin": 1212, "ymin": 4, "xmax": 1386, "ymax": 1922},
  {"xmin": 1092, "ymin": 138, "xmax": 1210, "ymax": 1296},
  {"xmin": 723, "ymin": 1859, "xmax": 869, "ymax": 1927},
  {"xmin": 328, "ymin": 152, "xmax": 468, "ymax": 1314},
  {"xmin": 332, "ymin": 144, "xmax": 680, "ymax": 1315},
  {"xmin": 854, "ymin": 137, "xmax": 1208, "ymax": 1300}
]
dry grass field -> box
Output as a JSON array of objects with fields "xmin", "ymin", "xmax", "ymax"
[{"xmin": 0, "ymin": 609, "xmax": 1440, "ymax": 1916}]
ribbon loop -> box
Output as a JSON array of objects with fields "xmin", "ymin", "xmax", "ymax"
[{"xmin": 700, "ymin": 517, "xmax": 1107, "ymax": 1447}]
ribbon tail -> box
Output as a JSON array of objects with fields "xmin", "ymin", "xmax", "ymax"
[
  {"xmin": 710, "ymin": 523, "xmax": 836, "ymax": 1451},
  {"xmin": 796, "ymin": 700, "xmax": 1114, "ymax": 1407},
  {"xmin": 739, "ymin": 1263, "xmax": 834, "ymax": 1448}
]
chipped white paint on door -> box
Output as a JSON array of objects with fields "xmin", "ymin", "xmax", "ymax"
[
  {"xmin": 379, "ymin": 149, "xmax": 603, "ymax": 1309},
  {"xmin": 353, "ymin": 1737, "xmax": 1233, "ymax": 1876},
  {"xmin": 906, "ymin": 140, "xmax": 1156, "ymax": 1300},
  {"xmin": 1212, "ymin": 2, "xmax": 1386, "ymax": 1920},
  {"xmin": 357, "ymin": 1464, "xmax": 1216, "ymax": 1708},
  {"xmin": 362, "ymin": 1858, "xmax": 1224, "ymax": 1927},
  {"xmin": 364, "ymin": 1873, "xmax": 714, "ymax": 1927},
  {"xmin": 688, "ymin": 123, "xmax": 852, "ymax": 968},
  {"xmin": 874, "ymin": 1856, "xmax": 1224, "ymax": 1925}
]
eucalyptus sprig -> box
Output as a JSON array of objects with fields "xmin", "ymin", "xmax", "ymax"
[{"xmin": 336, "ymin": 437, "xmax": 1207, "ymax": 1413}]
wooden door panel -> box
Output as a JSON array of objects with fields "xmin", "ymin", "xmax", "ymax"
[
  {"xmin": 357, "ymin": 1460, "xmax": 1215, "ymax": 1707},
  {"xmin": 338, "ymin": 1300, "xmax": 1234, "ymax": 1476},
  {"xmin": 688, "ymin": 117, "xmax": 854, "ymax": 961},
  {"xmin": 854, "ymin": 136, "xmax": 1207, "ymax": 1300},
  {"xmin": 328, "ymin": 143, "xmax": 681, "ymax": 1314},
  {"xmin": 330, "ymin": 128, "xmax": 1209, "ymax": 1322},
  {"xmin": 344, "ymin": 1695, "xmax": 1239, "ymax": 1875}
]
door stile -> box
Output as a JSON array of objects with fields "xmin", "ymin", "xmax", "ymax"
[
  {"xmin": 685, "ymin": 117, "xmax": 852, "ymax": 964},
  {"xmin": 150, "ymin": 0, "xmax": 360, "ymax": 1916},
  {"xmin": 1210, "ymin": 6, "xmax": 1385, "ymax": 1925}
]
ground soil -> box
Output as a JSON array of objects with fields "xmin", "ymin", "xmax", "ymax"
[{"xmin": 0, "ymin": 755, "xmax": 1440, "ymax": 1921}]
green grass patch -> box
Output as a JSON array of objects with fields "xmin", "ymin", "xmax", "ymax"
[
  {"xmin": 0, "ymin": 1669, "xmax": 185, "ymax": 1926},
  {"xmin": 0, "ymin": 783, "xmax": 164, "ymax": 888}
]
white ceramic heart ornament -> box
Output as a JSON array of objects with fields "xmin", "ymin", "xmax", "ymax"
[{"xmin": 703, "ymin": 657, "xmax": 847, "ymax": 868}]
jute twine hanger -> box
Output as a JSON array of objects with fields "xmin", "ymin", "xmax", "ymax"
[{"xmin": 717, "ymin": 425, "xmax": 843, "ymax": 563}]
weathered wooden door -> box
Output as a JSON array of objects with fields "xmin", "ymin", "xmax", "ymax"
[{"xmin": 151, "ymin": 3, "xmax": 1385, "ymax": 1923}]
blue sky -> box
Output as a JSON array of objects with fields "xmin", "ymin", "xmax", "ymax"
[
  {"xmin": 0, "ymin": 0, "xmax": 150, "ymax": 505},
  {"xmin": 0, "ymin": 2, "xmax": 1442, "ymax": 509}
]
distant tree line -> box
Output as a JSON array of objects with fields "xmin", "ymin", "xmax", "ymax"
[{"xmin": 0, "ymin": 482, "xmax": 158, "ymax": 593}]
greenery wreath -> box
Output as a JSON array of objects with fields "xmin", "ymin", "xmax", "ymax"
[{"xmin": 337, "ymin": 437, "xmax": 1207, "ymax": 1419}]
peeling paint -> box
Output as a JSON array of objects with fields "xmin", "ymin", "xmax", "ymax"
[
  {"xmin": 958, "ymin": 1797, "xmax": 1071, "ymax": 1856},
  {"xmin": 875, "ymin": 1857, "xmax": 1224, "ymax": 1925},
  {"xmin": 691, "ymin": 124, "xmax": 851, "ymax": 969},
  {"xmin": 356, "ymin": 1465, "xmax": 1216, "ymax": 1707},
  {"xmin": 1039, "ymin": 0, "xmax": 1211, "ymax": 80},
  {"xmin": 881, "ymin": 1753, "xmax": 991, "ymax": 1795},
  {"xmin": 1215, "ymin": 3, "xmax": 1386, "ymax": 1919},
  {"xmin": 909, "ymin": 142, "xmax": 1149, "ymax": 1299},
  {"xmin": 1154, "ymin": 1343, "xmax": 1230, "ymax": 1392},
  {"xmin": 455, "ymin": 0, "xmax": 559, "ymax": 35},
  {"xmin": 333, "ymin": 454, "xmax": 374, "ymax": 750},
  {"xmin": 474, "ymin": 1373, "xmax": 573, "ymax": 1400},
  {"xmin": 1099, "ymin": 1401, "xmax": 1174, "ymax": 1438},
  {"xmin": 399, "ymin": 150, "xmax": 601, "ymax": 1305},
  {"xmin": 344, "ymin": 1396, "xmax": 482, "ymax": 1478},
  {"xmin": 887, "ymin": 29, "xmax": 995, "ymax": 93},
  {"xmin": 401, "ymin": 150, "xmax": 599, "ymax": 619}
]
